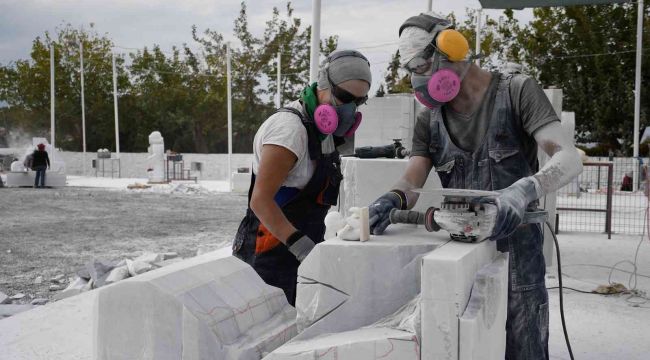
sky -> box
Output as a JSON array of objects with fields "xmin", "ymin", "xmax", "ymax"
[{"xmin": 0, "ymin": 0, "xmax": 534, "ymax": 96}]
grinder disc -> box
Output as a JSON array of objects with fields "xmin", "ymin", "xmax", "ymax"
[{"xmin": 412, "ymin": 188, "xmax": 499, "ymax": 198}]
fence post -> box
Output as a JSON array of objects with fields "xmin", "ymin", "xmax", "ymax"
[{"xmin": 606, "ymin": 163, "xmax": 614, "ymax": 239}]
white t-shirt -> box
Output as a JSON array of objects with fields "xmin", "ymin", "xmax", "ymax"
[{"xmin": 253, "ymin": 100, "xmax": 315, "ymax": 189}]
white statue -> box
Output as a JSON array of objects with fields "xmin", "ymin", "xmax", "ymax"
[
  {"xmin": 147, "ymin": 131, "xmax": 165, "ymax": 183},
  {"xmin": 10, "ymin": 159, "xmax": 26, "ymax": 172}
]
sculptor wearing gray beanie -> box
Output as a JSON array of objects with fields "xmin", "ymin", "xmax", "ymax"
[
  {"xmin": 317, "ymin": 50, "xmax": 372, "ymax": 90},
  {"xmin": 233, "ymin": 48, "xmax": 371, "ymax": 307}
]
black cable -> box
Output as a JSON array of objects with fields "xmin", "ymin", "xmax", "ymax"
[
  {"xmin": 547, "ymin": 286, "xmax": 617, "ymax": 295},
  {"xmin": 546, "ymin": 221, "xmax": 575, "ymax": 360}
]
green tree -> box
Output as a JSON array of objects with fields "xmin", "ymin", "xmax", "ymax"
[
  {"xmin": 0, "ymin": 2, "xmax": 338, "ymax": 154},
  {"xmin": 0, "ymin": 24, "xmax": 125, "ymax": 152},
  {"xmin": 376, "ymin": 50, "xmax": 412, "ymax": 95},
  {"xmin": 518, "ymin": 4, "xmax": 649, "ymax": 154},
  {"xmin": 193, "ymin": 1, "xmax": 338, "ymax": 152}
]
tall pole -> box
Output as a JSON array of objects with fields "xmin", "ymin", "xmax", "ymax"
[
  {"xmin": 633, "ymin": 0, "xmax": 644, "ymax": 190},
  {"xmin": 309, "ymin": 0, "xmax": 321, "ymax": 84},
  {"xmin": 112, "ymin": 52, "xmax": 120, "ymax": 159},
  {"xmin": 475, "ymin": 8, "xmax": 482, "ymax": 66},
  {"xmin": 80, "ymin": 41, "xmax": 87, "ymax": 176},
  {"xmin": 427, "ymin": 0, "xmax": 432, "ymax": 11},
  {"xmin": 227, "ymin": 43, "xmax": 233, "ymax": 192},
  {"xmin": 633, "ymin": 0, "xmax": 644, "ymax": 159},
  {"xmin": 50, "ymin": 43, "xmax": 55, "ymax": 160},
  {"xmin": 276, "ymin": 51, "xmax": 282, "ymax": 108}
]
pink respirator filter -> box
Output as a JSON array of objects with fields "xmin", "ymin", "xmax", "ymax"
[
  {"xmin": 314, "ymin": 104, "xmax": 338, "ymax": 135},
  {"xmin": 428, "ymin": 68, "xmax": 461, "ymax": 103},
  {"xmin": 414, "ymin": 91, "xmax": 438, "ymax": 109},
  {"xmin": 344, "ymin": 112, "xmax": 362, "ymax": 137}
]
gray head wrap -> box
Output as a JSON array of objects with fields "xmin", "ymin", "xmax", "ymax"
[
  {"xmin": 317, "ymin": 50, "xmax": 372, "ymax": 90},
  {"xmin": 398, "ymin": 11, "xmax": 450, "ymax": 68}
]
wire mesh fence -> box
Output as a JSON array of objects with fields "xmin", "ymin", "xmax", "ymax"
[{"xmin": 556, "ymin": 157, "xmax": 649, "ymax": 236}]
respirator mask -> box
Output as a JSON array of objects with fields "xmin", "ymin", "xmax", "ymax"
[
  {"xmin": 399, "ymin": 14, "xmax": 471, "ymax": 109},
  {"xmin": 313, "ymin": 50, "xmax": 369, "ymax": 137}
]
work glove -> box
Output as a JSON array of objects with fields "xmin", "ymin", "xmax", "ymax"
[
  {"xmin": 286, "ymin": 230, "xmax": 316, "ymax": 262},
  {"xmin": 486, "ymin": 177, "xmax": 540, "ymax": 241},
  {"xmin": 368, "ymin": 190, "xmax": 407, "ymax": 235}
]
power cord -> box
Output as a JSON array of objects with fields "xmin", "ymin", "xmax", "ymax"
[
  {"xmin": 545, "ymin": 187, "xmax": 650, "ymax": 359},
  {"xmin": 546, "ymin": 286, "xmax": 613, "ymax": 295},
  {"xmin": 546, "ymin": 221, "xmax": 575, "ymax": 360}
]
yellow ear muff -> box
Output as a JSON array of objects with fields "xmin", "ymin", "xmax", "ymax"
[{"xmin": 435, "ymin": 29, "xmax": 469, "ymax": 62}]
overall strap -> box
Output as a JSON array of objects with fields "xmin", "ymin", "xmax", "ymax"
[
  {"xmin": 275, "ymin": 106, "xmax": 322, "ymax": 159},
  {"xmin": 428, "ymin": 108, "xmax": 442, "ymax": 154}
]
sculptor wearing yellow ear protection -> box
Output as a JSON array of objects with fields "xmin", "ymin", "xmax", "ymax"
[
  {"xmin": 368, "ymin": 11, "xmax": 584, "ymax": 360},
  {"xmin": 400, "ymin": 15, "xmax": 474, "ymax": 109}
]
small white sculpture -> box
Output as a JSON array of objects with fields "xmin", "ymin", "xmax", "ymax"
[
  {"xmin": 325, "ymin": 207, "xmax": 370, "ymax": 242},
  {"xmin": 147, "ymin": 131, "xmax": 165, "ymax": 183},
  {"xmin": 10, "ymin": 160, "xmax": 25, "ymax": 172}
]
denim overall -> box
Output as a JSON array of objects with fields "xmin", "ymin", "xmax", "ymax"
[
  {"xmin": 233, "ymin": 107, "xmax": 343, "ymax": 306},
  {"xmin": 427, "ymin": 73, "xmax": 549, "ymax": 359}
]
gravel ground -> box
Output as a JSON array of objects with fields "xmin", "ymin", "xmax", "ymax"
[{"xmin": 0, "ymin": 186, "xmax": 247, "ymax": 300}]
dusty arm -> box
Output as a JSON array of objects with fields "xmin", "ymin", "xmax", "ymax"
[
  {"xmin": 531, "ymin": 121, "xmax": 583, "ymax": 197},
  {"xmin": 392, "ymin": 155, "xmax": 434, "ymax": 209}
]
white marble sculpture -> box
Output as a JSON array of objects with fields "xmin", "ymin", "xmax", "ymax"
[
  {"xmin": 147, "ymin": 131, "xmax": 165, "ymax": 183},
  {"xmin": 324, "ymin": 207, "xmax": 370, "ymax": 242}
]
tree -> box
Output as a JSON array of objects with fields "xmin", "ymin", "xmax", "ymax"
[
  {"xmin": 0, "ymin": 24, "xmax": 125, "ymax": 152},
  {"xmin": 0, "ymin": 2, "xmax": 339, "ymax": 154},
  {"xmin": 191, "ymin": 1, "xmax": 338, "ymax": 152},
  {"xmin": 518, "ymin": 4, "xmax": 649, "ymax": 154},
  {"xmin": 377, "ymin": 50, "xmax": 412, "ymax": 95}
]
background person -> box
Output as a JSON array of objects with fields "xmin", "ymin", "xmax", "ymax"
[
  {"xmin": 232, "ymin": 50, "xmax": 372, "ymax": 305},
  {"xmin": 32, "ymin": 143, "xmax": 50, "ymax": 188},
  {"xmin": 368, "ymin": 12, "xmax": 582, "ymax": 359}
]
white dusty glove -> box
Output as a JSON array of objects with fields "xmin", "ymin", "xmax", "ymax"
[{"xmin": 485, "ymin": 177, "xmax": 540, "ymax": 241}]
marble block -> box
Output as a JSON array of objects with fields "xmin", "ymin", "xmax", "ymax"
[
  {"xmin": 6, "ymin": 172, "xmax": 66, "ymax": 187},
  {"xmin": 420, "ymin": 239, "xmax": 504, "ymax": 360},
  {"xmin": 295, "ymin": 225, "xmax": 447, "ymax": 340},
  {"xmin": 459, "ymin": 252, "xmax": 509, "ymax": 360},
  {"xmin": 263, "ymin": 327, "xmax": 419, "ymax": 360},
  {"xmin": 0, "ymin": 304, "xmax": 36, "ymax": 319},
  {"xmin": 97, "ymin": 248, "xmax": 297, "ymax": 360},
  {"xmin": 0, "ymin": 248, "xmax": 297, "ymax": 360},
  {"xmin": 0, "ymin": 290, "xmax": 97, "ymax": 359},
  {"xmin": 232, "ymin": 172, "xmax": 251, "ymax": 193},
  {"xmin": 339, "ymin": 158, "xmax": 442, "ymax": 217}
]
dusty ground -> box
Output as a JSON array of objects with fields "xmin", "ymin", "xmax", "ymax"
[
  {"xmin": 0, "ymin": 186, "xmax": 247, "ymax": 300},
  {"xmin": 2, "ymin": 183, "xmax": 650, "ymax": 358}
]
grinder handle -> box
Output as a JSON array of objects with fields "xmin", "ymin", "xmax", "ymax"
[{"xmin": 389, "ymin": 209, "xmax": 425, "ymax": 225}]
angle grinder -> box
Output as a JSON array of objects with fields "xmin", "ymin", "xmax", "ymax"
[
  {"xmin": 352, "ymin": 139, "xmax": 410, "ymax": 159},
  {"xmin": 389, "ymin": 188, "xmax": 548, "ymax": 242}
]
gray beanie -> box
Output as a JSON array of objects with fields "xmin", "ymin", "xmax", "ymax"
[{"xmin": 317, "ymin": 50, "xmax": 372, "ymax": 90}]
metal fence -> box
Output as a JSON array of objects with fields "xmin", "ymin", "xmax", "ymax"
[{"xmin": 556, "ymin": 157, "xmax": 648, "ymax": 236}]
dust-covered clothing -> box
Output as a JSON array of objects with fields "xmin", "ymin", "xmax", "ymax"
[
  {"xmin": 416, "ymin": 73, "xmax": 552, "ymax": 360},
  {"xmin": 411, "ymin": 73, "xmax": 559, "ymax": 171}
]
